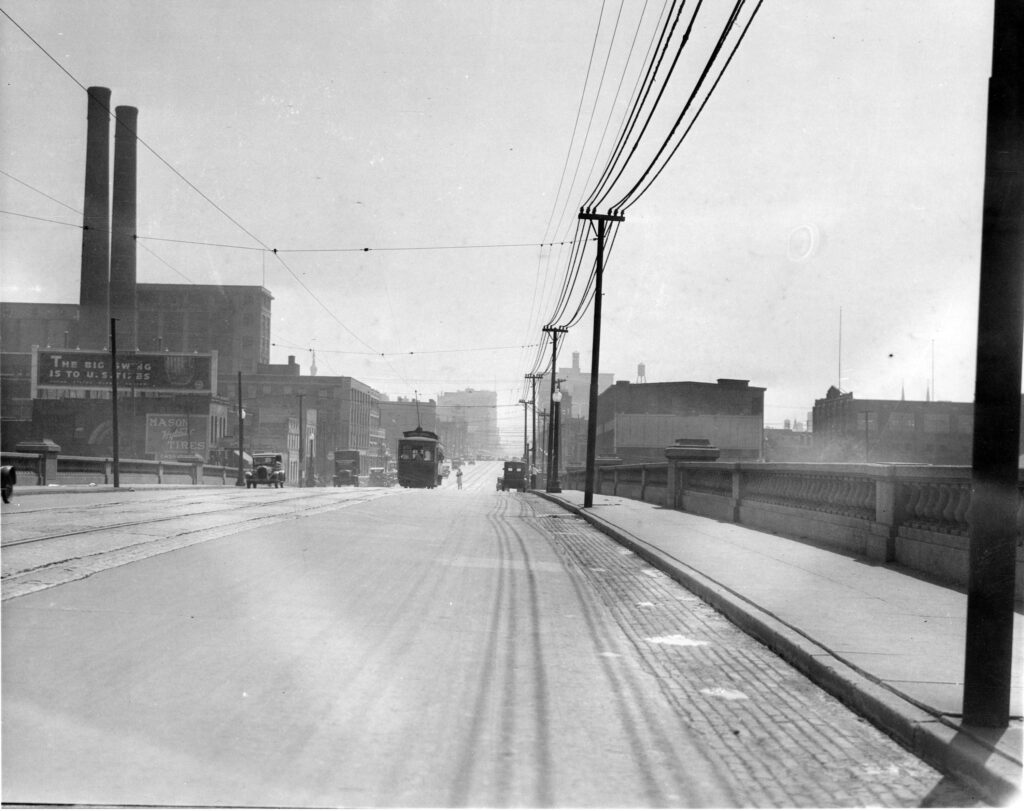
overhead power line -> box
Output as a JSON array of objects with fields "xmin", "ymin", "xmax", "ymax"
[{"xmin": 272, "ymin": 341, "xmax": 540, "ymax": 357}]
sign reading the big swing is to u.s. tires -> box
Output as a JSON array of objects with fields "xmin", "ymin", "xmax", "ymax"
[{"xmin": 30, "ymin": 347, "xmax": 218, "ymax": 396}]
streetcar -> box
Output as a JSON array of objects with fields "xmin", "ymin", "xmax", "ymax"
[{"xmin": 397, "ymin": 427, "xmax": 445, "ymax": 488}]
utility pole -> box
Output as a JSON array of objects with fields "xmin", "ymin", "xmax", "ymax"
[
  {"xmin": 579, "ymin": 208, "xmax": 624, "ymax": 508},
  {"xmin": 235, "ymin": 371, "xmax": 245, "ymax": 487},
  {"xmin": 298, "ymin": 392, "xmax": 305, "ymax": 487},
  {"xmin": 526, "ymin": 373, "xmax": 543, "ymax": 488},
  {"xmin": 109, "ymin": 318, "xmax": 120, "ymax": 488},
  {"xmin": 963, "ymin": 0, "xmax": 1023, "ymax": 728},
  {"xmin": 543, "ymin": 326, "xmax": 567, "ymax": 492},
  {"xmin": 519, "ymin": 399, "xmax": 529, "ymax": 465}
]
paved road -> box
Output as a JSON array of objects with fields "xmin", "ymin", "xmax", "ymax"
[{"xmin": 1, "ymin": 463, "xmax": 983, "ymax": 807}]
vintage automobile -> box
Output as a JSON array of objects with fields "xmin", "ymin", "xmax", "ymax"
[
  {"xmin": 1, "ymin": 464, "xmax": 15, "ymax": 503},
  {"xmin": 367, "ymin": 467, "xmax": 393, "ymax": 487},
  {"xmin": 246, "ymin": 453, "xmax": 286, "ymax": 488},
  {"xmin": 333, "ymin": 449, "xmax": 363, "ymax": 486},
  {"xmin": 500, "ymin": 461, "xmax": 527, "ymax": 492}
]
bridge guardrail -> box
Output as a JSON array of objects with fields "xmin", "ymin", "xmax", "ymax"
[
  {"xmin": 0, "ymin": 451, "xmax": 235, "ymax": 487},
  {"xmin": 563, "ymin": 458, "xmax": 1024, "ymax": 598}
]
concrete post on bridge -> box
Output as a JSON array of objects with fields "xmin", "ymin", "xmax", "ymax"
[
  {"xmin": 869, "ymin": 471, "xmax": 901, "ymax": 563},
  {"xmin": 664, "ymin": 439, "xmax": 720, "ymax": 511},
  {"xmin": 15, "ymin": 440, "xmax": 61, "ymax": 486}
]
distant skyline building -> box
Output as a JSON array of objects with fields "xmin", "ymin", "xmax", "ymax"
[{"xmin": 437, "ymin": 388, "xmax": 500, "ymax": 458}]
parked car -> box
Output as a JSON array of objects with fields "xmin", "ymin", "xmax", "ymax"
[
  {"xmin": 246, "ymin": 453, "xmax": 286, "ymax": 488},
  {"xmin": 1, "ymin": 465, "xmax": 15, "ymax": 503}
]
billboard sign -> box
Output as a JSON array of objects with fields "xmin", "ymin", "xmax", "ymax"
[
  {"xmin": 145, "ymin": 413, "xmax": 210, "ymax": 457},
  {"xmin": 32, "ymin": 349, "xmax": 216, "ymax": 395}
]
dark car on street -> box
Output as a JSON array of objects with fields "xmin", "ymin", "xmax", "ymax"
[
  {"xmin": 500, "ymin": 461, "xmax": 527, "ymax": 492},
  {"xmin": 246, "ymin": 453, "xmax": 286, "ymax": 488}
]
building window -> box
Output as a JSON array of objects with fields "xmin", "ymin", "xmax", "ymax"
[{"xmin": 887, "ymin": 412, "xmax": 915, "ymax": 432}]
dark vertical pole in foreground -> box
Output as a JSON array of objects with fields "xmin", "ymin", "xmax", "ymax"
[
  {"xmin": 580, "ymin": 209, "xmax": 624, "ymax": 508},
  {"xmin": 963, "ymin": 0, "xmax": 1023, "ymax": 728},
  {"xmin": 110, "ymin": 319, "xmax": 120, "ymax": 488}
]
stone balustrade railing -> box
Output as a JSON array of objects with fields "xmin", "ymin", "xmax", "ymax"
[
  {"xmin": 563, "ymin": 459, "xmax": 1024, "ymax": 598},
  {"xmin": 1, "ymin": 450, "xmax": 236, "ymax": 487}
]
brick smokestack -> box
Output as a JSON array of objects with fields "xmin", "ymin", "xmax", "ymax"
[
  {"xmin": 110, "ymin": 105, "xmax": 138, "ymax": 349},
  {"xmin": 78, "ymin": 86, "xmax": 111, "ymax": 348}
]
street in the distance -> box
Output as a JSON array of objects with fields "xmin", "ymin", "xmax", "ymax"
[{"xmin": 1, "ymin": 462, "xmax": 983, "ymax": 807}]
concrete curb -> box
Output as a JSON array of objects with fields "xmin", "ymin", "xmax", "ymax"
[{"xmin": 534, "ymin": 491, "xmax": 1021, "ymax": 806}]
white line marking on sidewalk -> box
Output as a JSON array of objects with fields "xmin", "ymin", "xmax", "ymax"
[{"xmin": 645, "ymin": 635, "xmax": 709, "ymax": 647}]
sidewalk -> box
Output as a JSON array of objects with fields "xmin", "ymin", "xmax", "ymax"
[{"xmin": 537, "ymin": 489, "xmax": 1022, "ymax": 806}]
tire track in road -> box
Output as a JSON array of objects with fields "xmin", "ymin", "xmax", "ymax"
[
  {"xmin": 449, "ymin": 494, "xmax": 520, "ymax": 806},
  {"xmin": 447, "ymin": 493, "xmax": 558, "ymax": 808}
]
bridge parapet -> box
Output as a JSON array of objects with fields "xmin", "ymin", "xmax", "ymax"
[{"xmin": 563, "ymin": 459, "xmax": 1024, "ymax": 597}]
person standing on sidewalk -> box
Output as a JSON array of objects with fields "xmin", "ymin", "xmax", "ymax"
[{"xmin": 456, "ymin": 468, "xmax": 463, "ymax": 490}]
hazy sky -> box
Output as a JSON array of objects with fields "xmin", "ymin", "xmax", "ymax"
[{"xmin": 0, "ymin": 1, "xmax": 999, "ymax": 443}]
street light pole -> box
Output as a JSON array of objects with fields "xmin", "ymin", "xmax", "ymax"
[
  {"xmin": 543, "ymin": 326, "xmax": 567, "ymax": 492},
  {"xmin": 519, "ymin": 399, "xmax": 529, "ymax": 465},
  {"xmin": 579, "ymin": 208, "xmax": 624, "ymax": 508},
  {"xmin": 549, "ymin": 384, "xmax": 563, "ymax": 493},
  {"xmin": 526, "ymin": 373, "xmax": 543, "ymax": 488}
]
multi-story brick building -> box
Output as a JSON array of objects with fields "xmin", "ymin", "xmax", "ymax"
[
  {"xmin": 219, "ymin": 356, "xmax": 383, "ymax": 484},
  {"xmin": 810, "ymin": 386, "xmax": 1024, "ymax": 465},
  {"xmin": 594, "ymin": 378, "xmax": 766, "ymax": 462}
]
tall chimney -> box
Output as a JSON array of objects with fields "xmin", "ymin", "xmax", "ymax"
[
  {"xmin": 110, "ymin": 105, "xmax": 138, "ymax": 349},
  {"xmin": 78, "ymin": 87, "xmax": 111, "ymax": 349}
]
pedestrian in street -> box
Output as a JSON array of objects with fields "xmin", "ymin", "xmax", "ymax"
[{"xmin": 456, "ymin": 468, "xmax": 463, "ymax": 490}]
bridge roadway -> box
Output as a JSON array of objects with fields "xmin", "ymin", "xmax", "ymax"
[{"xmin": 0, "ymin": 461, "xmax": 998, "ymax": 807}]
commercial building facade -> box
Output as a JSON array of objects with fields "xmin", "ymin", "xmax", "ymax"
[
  {"xmin": 594, "ymin": 378, "xmax": 766, "ymax": 462},
  {"xmin": 810, "ymin": 386, "xmax": 1024, "ymax": 465}
]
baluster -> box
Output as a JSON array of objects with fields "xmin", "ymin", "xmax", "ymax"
[
  {"xmin": 951, "ymin": 484, "xmax": 970, "ymax": 530},
  {"xmin": 905, "ymin": 482, "xmax": 924, "ymax": 524},
  {"xmin": 939, "ymin": 484, "xmax": 957, "ymax": 525},
  {"xmin": 920, "ymin": 483, "xmax": 942, "ymax": 526},
  {"xmin": 859, "ymin": 478, "xmax": 875, "ymax": 517}
]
